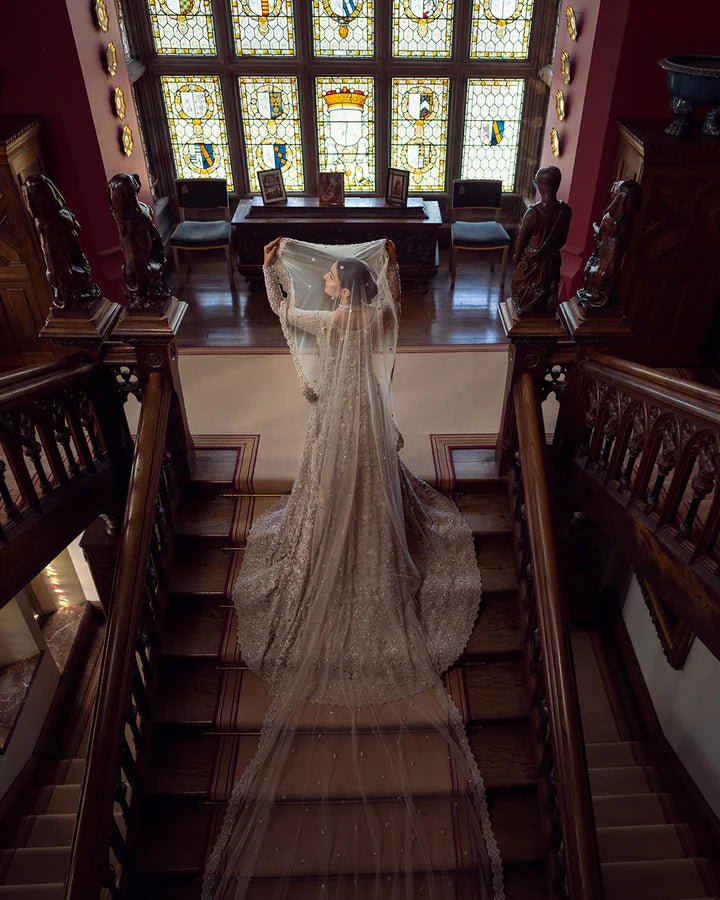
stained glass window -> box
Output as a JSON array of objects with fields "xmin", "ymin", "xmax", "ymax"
[
  {"xmin": 316, "ymin": 78, "xmax": 375, "ymax": 192},
  {"xmin": 146, "ymin": 0, "xmax": 216, "ymax": 56},
  {"xmin": 160, "ymin": 76, "xmax": 234, "ymax": 189},
  {"xmin": 461, "ymin": 78, "xmax": 525, "ymax": 191},
  {"xmin": 239, "ymin": 77, "xmax": 304, "ymax": 191},
  {"xmin": 390, "ymin": 78, "xmax": 449, "ymax": 192},
  {"xmin": 392, "ymin": 0, "xmax": 454, "ymax": 58},
  {"xmin": 231, "ymin": 0, "xmax": 295, "ymax": 56},
  {"xmin": 470, "ymin": 0, "xmax": 534, "ymax": 59},
  {"xmin": 312, "ymin": 0, "xmax": 374, "ymax": 57}
]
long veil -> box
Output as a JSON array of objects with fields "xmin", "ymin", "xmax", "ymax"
[{"xmin": 202, "ymin": 239, "xmax": 504, "ymax": 899}]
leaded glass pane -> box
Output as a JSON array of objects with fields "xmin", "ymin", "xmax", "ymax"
[
  {"xmin": 160, "ymin": 76, "xmax": 234, "ymax": 190},
  {"xmin": 146, "ymin": 0, "xmax": 216, "ymax": 56},
  {"xmin": 316, "ymin": 78, "xmax": 375, "ymax": 192},
  {"xmin": 239, "ymin": 77, "xmax": 304, "ymax": 191},
  {"xmin": 392, "ymin": 0, "xmax": 454, "ymax": 58},
  {"xmin": 470, "ymin": 0, "xmax": 534, "ymax": 59},
  {"xmin": 231, "ymin": 0, "xmax": 295, "ymax": 56},
  {"xmin": 390, "ymin": 78, "xmax": 449, "ymax": 192},
  {"xmin": 461, "ymin": 78, "xmax": 525, "ymax": 191},
  {"xmin": 312, "ymin": 0, "xmax": 374, "ymax": 58}
]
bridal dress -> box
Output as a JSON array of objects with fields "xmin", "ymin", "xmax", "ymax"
[{"xmin": 202, "ymin": 239, "xmax": 504, "ymax": 899}]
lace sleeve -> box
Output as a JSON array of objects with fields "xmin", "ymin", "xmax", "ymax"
[
  {"xmin": 387, "ymin": 260, "xmax": 401, "ymax": 321},
  {"xmin": 283, "ymin": 306, "xmax": 332, "ymax": 336},
  {"xmin": 263, "ymin": 263, "xmax": 289, "ymax": 315}
]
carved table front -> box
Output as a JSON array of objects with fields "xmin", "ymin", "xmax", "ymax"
[{"xmin": 231, "ymin": 197, "xmax": 441, "ymax": 292}]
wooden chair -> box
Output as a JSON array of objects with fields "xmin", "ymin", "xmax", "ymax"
[
  {"xmin": 449, "ymin": 179, "xmax": 511, "ymax": 289},
  {"xmin": 170, "ymin": 178, "xmax": 236, "ymax": 291}
]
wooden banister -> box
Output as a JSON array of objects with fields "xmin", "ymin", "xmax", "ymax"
[
  {"xmin": 65, "ymin": 371, "xmax": 172, "ymax": 900},
  {"xmin": 0, "ymin": 361, "xmax": 97, "ymax": 411},
  {"xmin": 0, "ymin": 353, "xmax": 89, "ymax": 391},
  {"xmin": 513, "ymin": 373, "xmax": 604, "ymax": 899}
]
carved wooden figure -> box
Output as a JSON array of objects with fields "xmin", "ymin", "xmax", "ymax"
[
  {"xmin": 22, "ymin": 174, "xmax": 102, "ymax": 315},
  {"xmin": 577, "ymin": 179, "xmax": 642, "ymax": 313},
  {"xmin": 511, "ymin": 166, "xmax": 572, "ymax": 317},
  {"xmin": 108, "ymin": 173, "xmax": 171, "ymax": 313}
]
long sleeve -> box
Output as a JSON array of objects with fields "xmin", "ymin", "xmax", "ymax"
[
  {"xmin": 264, "ymin": 263, "xmax": 332, "ymax": 335},
  {"xmin": 284, "ymin": 305, "xmax": 333, "ymax": 336},
  {"xmin": 387, "ymin": 260, "xmax": 401, "ymax": 321},
  {"xmin": 263, "ymin": 263, "xmax": 288, "ymax": 315}
]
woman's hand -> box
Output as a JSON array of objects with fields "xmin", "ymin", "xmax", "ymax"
[
  {"xmin": 263, "ymin": 237, "xmax": 282, "ymax": 268},
  {"xmin": 385, "ymin": 239, "xmax": 397, "ymax": 267}
]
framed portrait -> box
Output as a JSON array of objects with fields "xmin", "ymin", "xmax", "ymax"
[
  {"xmin": 318, "ymin": 171, "xmax": 345, "ymax": 207},
  {"xmin": 257, "ymin": 168, "xmax": 287, "ymax": 205},
  {"xmin": 385, "ymin": 167, "xmax": 409, "ymax": 207}
]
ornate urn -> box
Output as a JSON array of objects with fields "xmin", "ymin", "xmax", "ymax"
[{"xmin": 659, "ymin": 55, "xmax": 720, "ymax": 137}]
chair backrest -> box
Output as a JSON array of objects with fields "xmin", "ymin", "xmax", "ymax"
[
  {"xmin": 176, "ymin": 178, "xmax": 228, "ymax": 221},
  {"xmin": 452, "ymin": 180, "xmax": 502, "ymax": 217}
]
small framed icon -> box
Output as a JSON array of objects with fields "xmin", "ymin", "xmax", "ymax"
[
  {"xmin": 318, "ymin": 171, "xmax": 345, "ymax": 207},
  {"xmin": 555, "ymin": 89, "xmax": 566, "ymax": 121},
  {"xmin": 385, "ymin": 167, "xmax": 409, "ymax": 207},
  {"xmin": 560, "ymin": 51, "xmax": 572, "ymax": 85},
  {"xmin": 566, "ymin": 5, "xmax": 578, "ymax": 40},
  {"xmin": 257, "ymin": 168, "xmax": 287, "ymax": 205},
  {"xmin": 121, "ymin": 125, "xmax": 134, "ymax": 157},
  {"xmin": 105, "ymin": 41, "xmax": 118, "ymax": 76},
  {"xmin": 550, "ymin": 127, "xmax": 561, "ymax": 158}
]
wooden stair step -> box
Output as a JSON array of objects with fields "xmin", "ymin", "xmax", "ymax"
[
  {"xmin": 169, "ymin": 544, "xmax": 236, "ymax": 597},
  {"xmin": 147, "ymin": 732, "xmax": 220, "ymax": 797},
  {"xmin": 0, "ymin": 847, "xmax": 69, "ymax": 885},
  {"xmin": 464, "ymin": 659, "xmax": 529, "ymax": 721},
  {"xmin": 601, "ymin": 858, "xmax": 717, "ymax": 899},
  {"xmin": 162, "ymin": 597, "xmax": 228, "ymax": 659},
  {"xmin": 192, "ymin": 449, "xmax": 238, "ymax": 486},
  {"xmin": 470, "ymin": 723, "xmax": 535, "ymax": 789},
  {"xmin": 589, "ymin": 765, "xmax": 663, "ymax": 796},
  {"xmin": 476, "ymin": 535, "xmax": 517, "ymax": 593},
  {"xmin": 456, "ymin": 490, "xmax": 511, "ymax": 535},
  {"xmin": 592, "ymin": 793, "xmax": 680, "ymax": 827},
  {"xmin": 176, "ymin": 494, "xmax": 235, "ymax": 538},
  {"xmin": 32, "ymin": 785, "xmax": 80, "ymax": 816},
  {"xmin": 156, "ymin": 660, "xmax": 223, "ymax": 727},
  {"xmin": 597, "ymin": 823, "xmax": 695, "ymax": 863},
  {"xmin": 585, "ymin": 741, "xmax": 647, "ymax": 769},
  {"xmin": 464, "ymin": 591, "xmax": 522, "ymax": 656},
  {"xmin": 0, "ymin": 886, "xmax": 65, "ymax": 898},
  {"xmin": 491, "ymin": 790, "xmax": 543, "ymax": 863},
  {"xmin": 15, "ymin": 814, "xmax": 75, "ymax": 848}
]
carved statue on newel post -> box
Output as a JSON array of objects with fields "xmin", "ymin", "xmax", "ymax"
[
  {"xmin": 108, "ymin": 172, "xmax": 172, "ymax": 314},
  {"xmin": 577, "ymin": 178, "xmax": 642, "ymax": 313},
  {"xmin": 23, "ymin": 175, "xmax": 103, "ymax": 316},
  {"xmin": 511, "ymin": 166, "xmax": 572, "ymax": 317}
]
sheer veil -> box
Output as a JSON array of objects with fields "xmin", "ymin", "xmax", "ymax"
[{"xmin": 202, "ymin": 239, "xmax": 504, "ymax": 899}]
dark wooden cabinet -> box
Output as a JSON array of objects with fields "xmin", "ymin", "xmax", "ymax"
[
  {"xmin": 0, "ymin": 116, "xmax": 53, "ymax": 356},
  {"xmin": 613, "ymin": 120, "xmax": 720, "ymax": 366}
]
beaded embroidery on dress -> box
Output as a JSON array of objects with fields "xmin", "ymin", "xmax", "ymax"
[{"xmin": 202, "ymin": 239, "xmax": 504, "ymax": 899}]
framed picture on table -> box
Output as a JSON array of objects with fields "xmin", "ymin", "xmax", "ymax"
[
  {"xmin": 257, "ymin": 168, "xmax": 287, "ymax": 205},
  {"xmin": 318, "ymin": 171, "xmax": 345, "ymax": 207},
  {"xmin": 386, "ymin": 167, "xmax": 409, "ymax": 207}
]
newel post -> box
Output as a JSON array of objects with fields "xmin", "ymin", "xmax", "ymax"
[{"xmin": 108, "ymin": 173, "xmax": 195, "ymax": 481}]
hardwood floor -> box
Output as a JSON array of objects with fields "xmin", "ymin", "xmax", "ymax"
[{"xmin": 172, "ymin": 248, "xmax": 511, "ymax": 349}]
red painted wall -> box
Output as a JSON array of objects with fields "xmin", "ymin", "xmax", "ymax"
[
  {"xmin": 0, "ymin": 0, "xmax": 153, "ymax": 303},
  {"xmin": 538, "ymin": 0, "xmax": 720, "ymax": 300}
]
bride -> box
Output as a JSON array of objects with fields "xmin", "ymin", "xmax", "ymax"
[{"xmin": 202, "ymin": 237, "xmax": 504, "ymax": 899}]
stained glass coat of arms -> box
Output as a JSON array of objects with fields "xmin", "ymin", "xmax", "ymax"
[
  {"xmin": 146, "ymin": 0, "xmax": 217, "ymax": 55},
  {"xmin": 312, "ymin": 0, "xmax": 374, "ymax": 57},
  {"xmin": 231, "ymin": 0, "xmax": 295, "ymax": 56},
  {"xmin": 315, "ymin": 78, "xmax": 375, "ymax": 192},
  {"xmin": 239, "ymin": 77, "xmax": 305, "ymax": 191},
  {"xmin": 161, "ymin": 76, "xmax": 234, "ymax": 189},
  {"xmin": 392, "ymin": 0, "xmax": 454, "ymax": 57},
  {"xmin": 470, "ymin": 0, "xmax": 534, "ymax": 59},
  {"xmin": 390, "ymin": 78, "xmax": 449, "ymax": 192},
  {"xmin": 461, "ymin": 78, "xmax": 525, "ymax": 191}
]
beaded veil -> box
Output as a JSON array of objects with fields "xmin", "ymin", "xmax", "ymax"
[{"xmin": 202, "ymin": 239, "xmax": 504, "ymax": 899}]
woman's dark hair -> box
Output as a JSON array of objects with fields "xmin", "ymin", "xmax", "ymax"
[{"xmin": 336, "ymin": 258, "xmax": 378, "ymax": 303}]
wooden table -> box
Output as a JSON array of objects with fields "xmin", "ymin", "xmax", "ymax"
[{"xmin": 231, "ymin": 197, "xmax": 441, "ymax": 292}]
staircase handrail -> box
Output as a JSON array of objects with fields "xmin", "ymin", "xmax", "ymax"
[
  {"xmin": 65, "ymin": 371, "xmax": 172, "ymax": 900},
  {"xmin": 514, "ymin": 372, "xmax": 604, "ymax": 899}
]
